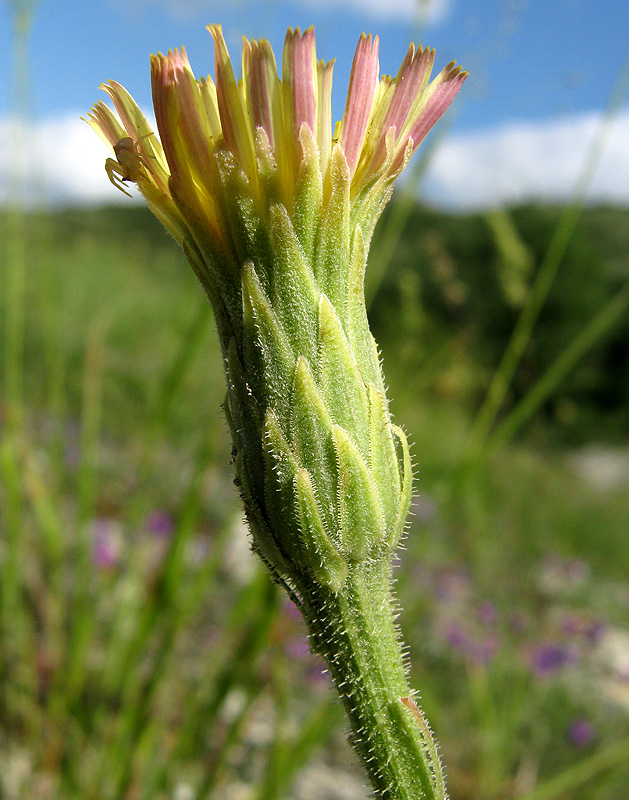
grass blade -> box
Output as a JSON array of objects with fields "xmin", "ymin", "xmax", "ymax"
[
  {"xmin": 489, "ymin": 279, "xmax": 629, "ymax": 449},
  {"xmin": 468, "ymin": 50, "xmax": 629, "ymax": 456},
  {"xmin": 516, "ymin": 734, "xmax": 629, "ymax": 800}
]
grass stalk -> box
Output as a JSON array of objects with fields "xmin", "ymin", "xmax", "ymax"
[
  {"xmin": 516, "ymin": 734, "xmax": 629, "ymax": 800},
  {"xmin": 2, "ymin": 2, "xmax": 36, "ymax": 428},
  {"xmin": 467, "ymin": 51, "xmax": 629, "ymax": 456},
  {"xmin": 149, "ymin": 295, "xmax": 213, "ymax": 435},
  {"xmin": 488, "ymin": 279, "xmax": 629, "ymax": 449},
  {"xmin": 63, "ymin": 317, "xmax": 107, "ymax": 703}
]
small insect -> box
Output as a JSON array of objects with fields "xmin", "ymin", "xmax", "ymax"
[{"xmin": 105, "ymin": 135, "xmax": 151, "ymax": 197}]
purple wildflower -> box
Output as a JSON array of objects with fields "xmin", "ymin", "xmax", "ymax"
[
  {"xmin": 147, "ymin": 510, "xmax": 174, "ymax": 538},
  {"xmin": 439, "ymin": 622, "xmax": 500, "ymax": 666},
  {"xmin": 558, "ymin": 612, "xmax": 605, "ymax": 643},
  {"xmin": 477, "ymin": 601, "xmax": 498, "ymax": 627},
  {"xmin": 91, "ymin": 518, "xmax": 121, "ymax": 569},
  {"xmin": 529, "ymin": 642, "xmax": 576, "ymax": 677},
  {"xmin": 442, "ymin": 622, "xmax": 471, "ymax": 654},
  {"xmin": 567, "ymin": 718, "xmax": 595, "ymax": 748}
]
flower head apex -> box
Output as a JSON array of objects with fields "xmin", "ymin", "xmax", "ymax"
[{"xmin": 87, "ymin": 25, "xmax": 465, "ymax": 246}]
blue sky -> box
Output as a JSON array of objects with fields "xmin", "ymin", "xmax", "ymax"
[{"xmin": 1, "ymin": 0, "xmax": 628, "ymax": 207}]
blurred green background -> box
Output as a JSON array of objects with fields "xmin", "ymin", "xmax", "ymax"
[{"xmin": 1, "ymin": 1, "xmax": 629, "ymax": 799}]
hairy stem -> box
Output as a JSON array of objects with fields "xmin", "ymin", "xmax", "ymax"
[{"xmin": 301, "ymin": 560, "xmax": 443, "ymax": 800}]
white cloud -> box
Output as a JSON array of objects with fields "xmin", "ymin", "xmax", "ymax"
[
  {"xmin": 423, "ymin": 109, "xmax": 629, "ymax": 209},
  {"xmin": 1, "ymin": 108, "xmax": 628, "ymax": 210},
  {"xmin": 125, "ymin": 0, "xmax": 453, "ymax": 24},
  {"xmin": 297, "ymin": 0, "xmax": 452, "ymax": 23},
  {"xmin": 0, "ymin": 113, "xmax": 145, "ymax": 206}
]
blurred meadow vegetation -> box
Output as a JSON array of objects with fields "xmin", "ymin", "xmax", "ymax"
[
  {"xmin": 1, "ymin": 197, "xmax": 628, "ymax": 800},
  {"xmin": 2, "ymin": 1, "xmax": 629, "ymax": 798}
]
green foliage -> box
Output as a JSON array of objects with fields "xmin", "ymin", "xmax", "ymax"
[{"xmin": 370, "ymin": 203, "xmax": 629, "ymax": 443}]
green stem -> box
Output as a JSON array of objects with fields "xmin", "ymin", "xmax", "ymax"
[{"xmin": 302, "ymin": 561, "xmax": 443, "ymax": 800}]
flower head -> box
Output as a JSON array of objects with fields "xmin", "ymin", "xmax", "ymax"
[
  {"xmin": 87, "ymin": 25, "xmax": 465, "ymax": 254},
  {"xmin": 86, "ymin": 19, "xmax": 466, "ymax": 637},
  {"xmin": 87, "ymin": 28, "xmax": 466, "ymax": 796}
]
